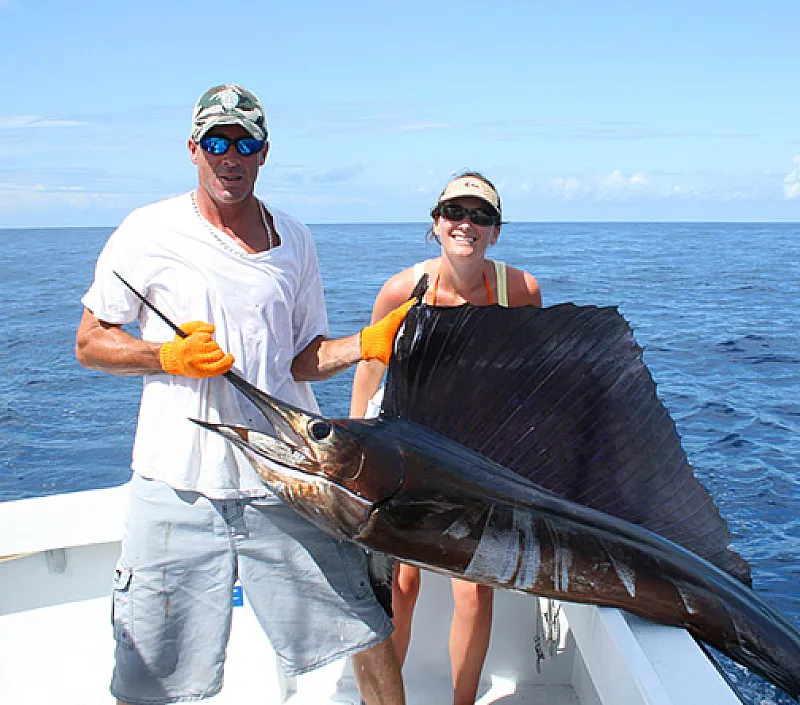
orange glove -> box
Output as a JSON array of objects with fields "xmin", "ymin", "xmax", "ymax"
[
  {"xmin": 360, "ymin": 299, "xmax": 415, "ymax": 365},
  {"xmin": 159, "ymin": 321, "xmax": 235, "ymax": 378}
]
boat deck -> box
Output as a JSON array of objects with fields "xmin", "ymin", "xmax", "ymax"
[
  {"xmin": 0, "ymin": 486, "xmax": 744, "ymax": 705},
  {"xmin": 0, "ymin": 545, "xmax": 578, "ymax": 704}
]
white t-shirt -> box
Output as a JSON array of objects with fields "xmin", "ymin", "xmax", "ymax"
[{"xmin": 81, "ymin": 192, "xmax": 328, "ymax": 499}]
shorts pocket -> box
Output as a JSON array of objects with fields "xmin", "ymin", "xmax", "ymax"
[
  {"xmin": 335, "ymin": 542, "xmax": 372, "ymax": 601},
  {"xmin": 112, "ymin": 563, "xmax": 135, "ymax": 649}
]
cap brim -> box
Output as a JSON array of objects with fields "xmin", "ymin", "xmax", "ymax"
[{"xmin": 193, "ymin": 116, "xmax": 267, "ymax": 141}]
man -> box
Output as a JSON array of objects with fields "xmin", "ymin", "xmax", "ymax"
[{"xmin": 76, "ymin": 83, "xmax": 407, "ymax": 705}]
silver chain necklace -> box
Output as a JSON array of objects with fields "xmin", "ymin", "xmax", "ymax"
[{"xmin": 190, "ymin": 190, "xmax": 274, "ymax": 257}]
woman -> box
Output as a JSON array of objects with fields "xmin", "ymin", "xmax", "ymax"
[{"xmin": 350, "ymin": 171, "xmax": 542, "ymax": 705}]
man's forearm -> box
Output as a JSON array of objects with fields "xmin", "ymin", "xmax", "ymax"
[
  {"xmin": 76, "ymin": 310, "xmax": 163, "ymax": 376},
  {"xmin": 291, "ymin": 334, "xmax": 362, "ymax": 382},
  {"xmin": 77, "ymin": 328, "xmax": 163, "ymax": 376}
]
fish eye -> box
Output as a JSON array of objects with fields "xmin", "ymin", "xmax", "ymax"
[{"xmin": 308, "ymin": 419, "xmax": 332, "ymax": 441}]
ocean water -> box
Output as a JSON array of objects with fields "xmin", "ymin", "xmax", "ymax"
[{"xmin": 1, "ymin": 221, "xmax": 798, "ymax": 704}]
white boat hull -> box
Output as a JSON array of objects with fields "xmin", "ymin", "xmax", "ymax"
[{"xmin": 0, "ymin": 486, "xmax": 742, "ymax": 704}]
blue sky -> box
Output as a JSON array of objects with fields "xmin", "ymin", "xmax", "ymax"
[{"xmin": 0, "ymin": 0, "xmax": 798, "ymax": 227}]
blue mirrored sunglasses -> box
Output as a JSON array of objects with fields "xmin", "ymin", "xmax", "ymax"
[{"xmin": 199, "ymin": 135, "xmax": 265, "ymax": 156}]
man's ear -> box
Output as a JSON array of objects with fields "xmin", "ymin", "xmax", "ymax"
[{"xmin": 188, "ymin": 139, "xmax": 199, "ymax": 165}]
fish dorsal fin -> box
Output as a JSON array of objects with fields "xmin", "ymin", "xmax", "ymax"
[
  {"xmin": 409, "ymin": 272, "xmax": 429, "ymax": 301},
  {"xmin": 381, "ymin": 301, "xmax": 752, "ymax": 586}
]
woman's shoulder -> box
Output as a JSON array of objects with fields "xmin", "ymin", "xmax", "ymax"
[
  {"xmin": 378, "ymin": 266, "xmax": 418, "ymax": 301},
  {"xmin": 499, "ymin": 262, "xmax": 542, "ymax": 307},
  {"xmin": 373, "ymin": 260, "xmax": 436, "ymax": 316},
  {"xmin": 384, "ymin": 260, "xmax": 436, "ymax": 294}
]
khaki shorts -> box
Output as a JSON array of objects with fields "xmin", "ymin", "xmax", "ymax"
[{"xmin": 111, "ymin": 474, "xmax": 392, "ymax": 704}]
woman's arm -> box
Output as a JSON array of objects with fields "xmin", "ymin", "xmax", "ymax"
[
  {"xmin": 349, "ymin": 270, "xmax": 417, "ymax": 417},
  {"xmin": 350, "ymin": 359, "xmax": 388, "ymax": 417},
  {"xmin": 507, "ymin": 266, "xmax": 543, "ymax": 308}
]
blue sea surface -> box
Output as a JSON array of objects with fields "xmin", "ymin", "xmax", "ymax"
[{"xmin": 1, "ymin": 221, "xmax": 798, "ymax": 704}]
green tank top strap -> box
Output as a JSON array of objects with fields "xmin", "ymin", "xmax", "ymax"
[
  {"xmin": 493, "ymin": 260, "xmax": 509, "ymax": 307},
  {"xmin": 413, "ymin": 259, "xmax": 508, "ymax": 306}
]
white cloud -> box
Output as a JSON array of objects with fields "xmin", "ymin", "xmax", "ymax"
[
  {"xmin": 390, "ymin": 121, "xmax": 451, "ymax": 134},
  {"xmin": 783, "ymin": 155, "xmax": 800, "ymax": 200},
  {"xmin": 471, "ymin": 117, "xmax": 753, "ymax": 143},
  {"xmin": 598, "ymin": 170, "xmax": 649, "ymax": 195},
  {"xmin": 279, "ymin": 105, "xmax": 451, "ymax": 139},
  {"xmin": 547, "ymin": 170, "xmax": 655, "ymax": 201},
  {"xmin": 270, "ymin": 163, "xmax": 366, "ymax": 189},
  {"xmin": 537, "ymin": 166, "xmax": 800, "ymax": 206},
  {"xmin": 551, "ymin": 176, "xmax": 583, "ymax": 200},
  {"xmin": 0, "ymin": 183, "xmax": 126, "ymax": 212},
  {"xmin": 0, "ymin": 115, "xmax": 86, "ymax": 130}
]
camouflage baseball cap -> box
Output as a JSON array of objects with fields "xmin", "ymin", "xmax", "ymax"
[{"xmin": 190, "ymin": 84, "xmax": 268, "ymax": 142}]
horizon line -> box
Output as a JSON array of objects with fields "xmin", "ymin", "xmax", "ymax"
[{"xmin": 1, "ymin": 218, "xmax": 798, "ymax": 231}]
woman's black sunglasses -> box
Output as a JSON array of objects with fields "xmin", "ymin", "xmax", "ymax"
[{"xmin": 440, "ymin": 203, "xmax": 499, "ymax": 226}]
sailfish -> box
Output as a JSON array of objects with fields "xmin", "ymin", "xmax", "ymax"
[{"xmin": 116, "ymin": 272, "xmax": 800, "ymax": 699}]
